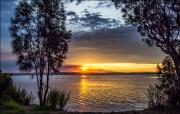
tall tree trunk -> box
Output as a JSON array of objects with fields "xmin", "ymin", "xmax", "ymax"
[
  {"xmin": 39, "ymin": 73, "xmax": 44, "ymax": 106},
  {"xmin": 39, "ymin": 57, "xmax": 45, "ymax": 106},
  {"xmin": 171, "ymin": 54, "xmax": 180, "ymax": 105},
  {"xmin": 43, "ymin": 61, "xmax": 50, "ymax": 105}
]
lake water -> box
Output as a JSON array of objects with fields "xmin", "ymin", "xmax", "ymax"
[{"xmin": 12, "ymin": 74, "xmax": 158, "ymax": 112}]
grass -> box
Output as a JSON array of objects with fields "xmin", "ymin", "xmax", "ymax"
[
  {"xmin": 0, "ymin": 99, "xmax": 25, "ymax": 114},
  {"xmin": 31, "ymin": 105, "xmax": 53, "ymax": 111},
  {"xmin": 47, "ymin": 89, "xmax": 70, "ymax": 111},
  {"xmin": 0, "ymin": 101, "xmax": 179, "ymax": 114},
  {"xmin": 1, "ymin": 98, "xmax": 178, "ymax": 114}
]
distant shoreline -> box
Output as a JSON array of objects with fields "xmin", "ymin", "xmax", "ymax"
[{"xmin": 3, "ymin": 72, "xmax": 159, "ymax": 76}]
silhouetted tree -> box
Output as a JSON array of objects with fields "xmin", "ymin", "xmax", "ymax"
[
  {"xmin": 10, "ymin": 0, "xmax": 71, "ymax": 105},
  {"xmin": 113, "ymin": 0, "xmax": 180, "ymax": 73},
  {"xmin": 112, "ymin": 0, "xmax": 180, "ymax": 100},
  {"xmin": 147, "ymin": 84, "xmax": 165, "ymax": 109},
  {"xmin": 147, "ymin": 56, "xmax": 179, "ymax": 109},
  {"xmin": 157, "ymin": 56, "xmax": 179, "ymax": 107}
]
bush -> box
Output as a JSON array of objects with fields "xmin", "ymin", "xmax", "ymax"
[
  {"xmin": 157, "ymin": 57, "xmax": 179, "ymax": 108},
  {"xmin": 48, "ymin": 89, "xmax": 59, "ymax": 109},
  {"xmin": 146, "ymin": 56, "xmax": 179, "ymax": 109},
  {"xmin": 48, "ymin": 89, "xmax": 70, "ymax": 111},
  {"xmin": 14, "ymin": 87, "xmax": 35, "ymax": 105},
  {"xmin": 58, "ymin": 90, "xmax": 70, "ymax": 111},
  {"xmin": 0, "ymin": 99, "xmax": 24, "ymax": 113},
  {"xmin": 0, "ymin": 73, "xmax": 14, "ymax": 99},
  {"xmin": 146, "ymin": 85, "xmax": 166, "ymax": 109},
  {"xmin": 0, "ymin": 73, "xmax": 34, "ymax": 105}
]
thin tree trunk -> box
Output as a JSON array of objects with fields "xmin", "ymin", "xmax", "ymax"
[
  {"xmin": 39, "ymin": 57, "xmax": 45, "ymax": 106},
  {"xmin": 39, "ymin": 73, "xmax": 43, "ymax": 105},
  {"xmin": 43, "ymin": 59, "xmax": 50, "ymax": 105}
]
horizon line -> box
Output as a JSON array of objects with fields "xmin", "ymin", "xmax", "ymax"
[{"xmin": 3, "ymin": 71, "xmax": 159, "ymax": 76}]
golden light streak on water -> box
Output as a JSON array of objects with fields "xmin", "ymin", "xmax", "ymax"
[{"xmin": 80, "ymin": 75, "xmax": 88, "ymax": 94}]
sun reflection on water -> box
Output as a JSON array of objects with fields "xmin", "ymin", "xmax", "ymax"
[
  {"xmin": 79, "ymin": 75, "xmax": 91, "ymax": 111},
  {"xmin": 80, "ymin": 75, "xmax": 87, "ymax": 94}
]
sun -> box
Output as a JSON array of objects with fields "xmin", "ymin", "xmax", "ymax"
[{"xmin": 81, "ymin": 66, "xmax": 87, "ymax": 72}]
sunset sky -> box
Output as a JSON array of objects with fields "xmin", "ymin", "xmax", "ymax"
[{"xmin": 0, "ymin": 0, "xmax": 165, "ymax": 73}]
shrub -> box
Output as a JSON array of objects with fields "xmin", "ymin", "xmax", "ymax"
[
  {"xmin": 157, "ymin": 57, "xmax": 179, "ymax": 108},
  {"xmin": 58, "ymin": 90, "xmax": 70, "ymax": 111},
  {"xmin": 0, "ymin": 99, "xmax": 24, "ymax": 113},
  {"xmin": 146, "ymin": 56, "xmax": 179, "ymax": 109},
  {"xmin": 147, "ymin": 85, "xmax": 166, "ymax": 109},
  {"xmin": 0, "ymin": 73, "xmax": 34, "ymax": 105},
  {"xmin": 47, "ymin": 89, "xmax": 70, "ymax": 111},
  {"xmin": 48, "ymin": 89, "xmax": 59, "ymax": 109},
  {"xmin": 0, "ymin": 73, "xmax": 14, "ymax": 99},
  {"xmin": 14, "ymin": 87, "xmax": 34, "ymax": 105}
]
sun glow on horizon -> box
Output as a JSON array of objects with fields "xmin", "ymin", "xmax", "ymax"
[
  {"xmin": 79, "ymin": 63, "xmax": 158, "ymax": 73},
  {"xmin": 81, "ymin": 66, "xmax": 88, "ymax": 72}
]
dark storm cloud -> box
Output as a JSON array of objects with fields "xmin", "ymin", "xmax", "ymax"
[{"xmin": 69, "ymin": 26, "xmax": 164, "ymax": 64}]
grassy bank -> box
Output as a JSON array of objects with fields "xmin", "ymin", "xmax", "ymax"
[
  {"xmin": 0, "ymin": 110, "xmax": 179, "ymax": 114},
  {"xmin": 0, "ymin": 106, "xmax": 179, "ymax": 114},
  {"xmin": 25, "ymin": 111, "xmax": 180, "ymax": 114}
]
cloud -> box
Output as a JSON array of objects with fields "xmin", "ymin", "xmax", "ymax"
[
  {"xmin": 60, "ymin": 65, "xmax": 81, "ymax": 72},
  {"xmin": 60, "ymin": 64, "xmax": 113, "ymax": 73},
  {"xmin": 95, "ymin": 1, "xmax": 113, "ymax": 8},
  {"xmin": 67, "ymin": 11, "xmax": 121, "ymax": 31},
  {"xmin": 0, "ymin": 0, "xmax": 165, "ymax": 73},
  {"xmin": 66, "ymin": 11, "xmax": 76, "ymax": 16},
  {"xmin": 65, "ymin": 1, "xmax": 123, "ymax": 32},
  {"xmin": 65, "ymin": 26, "xmax": 164, "ymax": 64},
  {"xmin": 69, "ymin": 0, "xmax": 112, "ymax": 7},
  {"xmin": 81, "ymin": 12, "xmax": 120, "ymax": 29}
]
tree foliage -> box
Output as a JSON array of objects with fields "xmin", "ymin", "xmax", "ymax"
[
  {"xmin": 157, "ymin": 56, "xmax": 179, "ymax": 107},
  {"xmin": 112, "ymin": 1, "xmax": 180, "ymax": 105},
  {"xmin": 147, "ymin": 57, "xmax": 179, "ymax": 109},
  {"xmin": 112, "ymin": 0, "xmax": 180, "ymax": 75},
  {"xmin": 112, "ymin": 0, "xmax": 180, "ymax": 109},
  {"xmin": 147, "ymin": 84, "xmax": 165, "ymax": 109},
  {"xmin": 9, "ymin": 0, "xmax": 71, "ymax": 105}
]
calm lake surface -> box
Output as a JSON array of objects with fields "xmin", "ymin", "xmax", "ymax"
[{"xmin": 12, "ymin": 74, "xmax": 158, "ymax": 112}]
